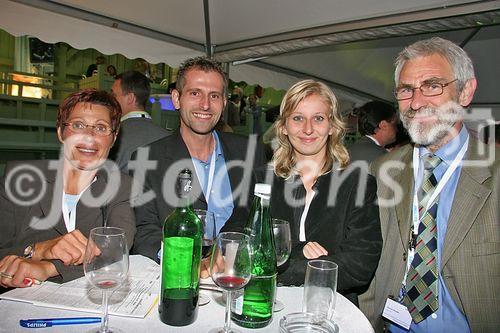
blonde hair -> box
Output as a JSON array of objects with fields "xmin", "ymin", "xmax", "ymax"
[{"xmin": 272, "ymin": 79, "xmax": 349, "ymax": 178}]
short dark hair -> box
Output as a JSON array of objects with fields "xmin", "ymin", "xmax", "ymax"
[
  {"xmin": 57, "ymin": 89, "xmax": 122, "ymax": 132},
  {"xmin": 356, "ymin": 101, "xmax": 396, "ymax": 136},
  {"xmin": 176, "ymin": 57, "xmax": 227, "ymax": 96},
  {"xmin": 115, "ymin": 71, "xmax": 150, "ymax": 109}
]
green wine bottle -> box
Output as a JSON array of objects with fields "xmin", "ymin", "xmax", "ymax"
[
  {"xmin": 159, "ymin": 169, "xmax": 203, "ymax": 326},
  {"xmin": 231, "ymin": 183, "xmax": 277, "ymax": 328}
]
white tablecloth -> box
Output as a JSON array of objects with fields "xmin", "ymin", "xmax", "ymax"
[{"xmin": 0, "ymin": 287, "xmax": 374, "ymax": 332}]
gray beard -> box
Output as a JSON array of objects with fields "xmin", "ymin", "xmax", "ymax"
[{"xmin": 400, "ymin": 101, "xmax": 464, "ymax": 146}]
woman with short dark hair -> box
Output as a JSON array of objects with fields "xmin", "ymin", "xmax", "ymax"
[{"xmin": 0, "ymin": 89, "xmax": 135, "ymax": 289}]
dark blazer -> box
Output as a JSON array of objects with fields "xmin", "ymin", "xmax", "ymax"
[
  {"xmin": 0, "ymin": 160, "xmax": 136, "ymax": 283},
  {"xmin": 258, "ymin": 166, "xmax": 382, "ymax": 305},
  {"xmin": 131, "ymin": 130, "xmax": 266, "ymax": 261},
  {"xmin": 348, "ymin": 136, "xmax": 387, "ymax": 164},
  {"xmin": 109, "ymin": 117, "xmax": 171, "ymax": 172}
]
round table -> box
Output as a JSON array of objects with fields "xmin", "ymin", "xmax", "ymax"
[{"xmin": 0, "ymin": 287, "xmax": 373, "ymax": 332}]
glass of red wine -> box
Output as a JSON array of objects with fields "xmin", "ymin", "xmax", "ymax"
[
  {"xmin": 193, "ymin": 209, "xmax": 216, "ymax": 259},
  {"xmin": 84, "ymin": 227, "xmax": 129, "ymax": 333},
  {"xmin": 194, "ymin": 209, "xmax": 216, "ymax": 306},
  {"xmin": 209, "ymin": 232, "xmax": 252, "ymax": 333}
]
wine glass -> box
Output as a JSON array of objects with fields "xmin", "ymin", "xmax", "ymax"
[
  {"xmin": 193, "ymin": 209, "xmax": 216, "ymax": 306},
  {"xmin": 84, "ymin": 227, "xmax": 129, "ymax": 333},
  {"xmin": 209, "ymin": 232, "xmax": 252, "ymax": 333},
  {"xmin": 272, "ymin": 218, "xmax": 291, "ymax": 312}
]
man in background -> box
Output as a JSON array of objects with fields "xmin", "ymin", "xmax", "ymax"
[
  {"xmin": 85, "ymin": 56, "xmax": 105, "ymax": 77},
  {"xmin": 349, "ymin": 100, "xmax": 398, "ymax": 164},
  {"xmin": 110, "ymin": 71, "xmax": 170, "ymax": 171}
]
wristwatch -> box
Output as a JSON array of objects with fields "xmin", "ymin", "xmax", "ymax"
[{"xmin": 23, "ymin": 243, "xmax": 35, "ymax": 259}]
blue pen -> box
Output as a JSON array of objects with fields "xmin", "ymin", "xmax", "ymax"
[{"xmin": 20, "ymin": 317, "xmax": 101, "ymax": 328}]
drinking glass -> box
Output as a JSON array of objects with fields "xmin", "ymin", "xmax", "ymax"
[
  {"xmin": 194, "ymin": 209, "xmax": 216, "ymax": 306},
  {"xmin": 272, "ymin": 218, "xmax": 291, "ymax": 312},
  {"xmin": 209, "ymin": 232, "xmax": 252, "ymax": 333},
  {"xmin": 303, "ymin": 260, "xmax": 338, "ymax": 321},
  {"xmin": 84, "ymin": 227, "xmax": 129, "ymax": 333}
]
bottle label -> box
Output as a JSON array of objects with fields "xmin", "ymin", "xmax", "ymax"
[{"xmin": 162, "ymin": 237, "xmax": 194, "ymax": 289}]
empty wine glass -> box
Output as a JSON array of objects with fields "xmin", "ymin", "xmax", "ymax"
[
  {"xmin": 272, "ymin": 218, "xmax": 291, "ymax": 312},
  {"xmin": 84, "ymin": 227, "xmax": 129, "ymax": 333},
  {"xmin": 209, "ymin": 232, "xmax": 252, "ymax": 333},
  {"xmin": 194, "ymin": 209, "xmax": 216, "ymax": 306}
]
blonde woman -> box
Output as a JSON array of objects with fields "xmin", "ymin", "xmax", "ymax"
[{"xmin": 260, "ymin": 80, "xmax": 381, "ymax": 305}]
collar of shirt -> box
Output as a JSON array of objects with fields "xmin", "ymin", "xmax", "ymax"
[
  {"xmin": 120, "ymin": 110, "xmax": 151, "ymax": 122},
  {"xmin": 366, "ymin": 135, "xmax": 382, "ymax": 147},
  {"xmin": 418, "ymin": 125, "xmax": 469, "ymax": 179},
  {"xmin": 212, "ymin": 131, "xmax": 224, "ymax": 159}
]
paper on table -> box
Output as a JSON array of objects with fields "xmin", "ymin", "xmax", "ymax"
[{"xmin": 0, "ymin": 255, "xmax": 160, "ymax": 318}]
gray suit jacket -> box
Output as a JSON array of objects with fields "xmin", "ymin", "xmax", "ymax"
[
  {"xmin": 359, "ymin": 139, "xmax": 500, "ymax": 332},
  {"xmin": 110, "ymin": 117, "xmax": 171, "ymax": 172},
  {"xmin": 0, "ymin": 160, "xmax": 136, "ymax": 283}
]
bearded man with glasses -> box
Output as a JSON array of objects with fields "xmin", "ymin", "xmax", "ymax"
[{"xmin": 360, "ymin": 37, "xmax": 499, "ymax": 333}]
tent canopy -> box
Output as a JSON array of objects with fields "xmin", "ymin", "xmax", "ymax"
[{"xmin": 1, "ymin": 0, "xmax": 499, "ymax": 110}]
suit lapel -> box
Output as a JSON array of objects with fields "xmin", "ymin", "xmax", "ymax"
[
  {"xmin": 441, "ymin": 140, "xmax": 491, "ymax": 268},
  {"xmin": 394, "ymin": 150, "xmax": 414, "ymax": 253},
  {"xmin": 218, "ymin": 132, "xmax": 245, "ymax": 208},
  {"xmin": 33, "ymin": 161, "xmax": 66, "ymax": 235}
]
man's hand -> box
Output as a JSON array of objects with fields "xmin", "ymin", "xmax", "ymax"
[
  {"xmin": 34, "ymin": 230, "xmax": 89, "ymax": 265},
  {"xmin": 303, "ymin": 241, "xmax": 328, "ymax": 259},
  {"xmin": 0, "ymin": 255, "xmax": 57, "ymax": 288}
]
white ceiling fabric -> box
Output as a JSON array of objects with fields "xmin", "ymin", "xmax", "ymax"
[
  {"xmin": 0, "ymin": 0, "xmax": 203, "ymax": 66},
  {"xmin": 1, "ymin": 0, "xmax": 499, "ymax": 110}
]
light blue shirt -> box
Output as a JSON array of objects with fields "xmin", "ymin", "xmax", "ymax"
[
  {"xmin": 191, "ymin": 131, "xmax": 234, "ymax": 234},
  {"xmin": 390, "ymin": 126, "xmax": 471, "ymax": 333}
]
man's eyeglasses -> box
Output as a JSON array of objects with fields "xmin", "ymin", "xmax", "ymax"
[
  {"xmin": 395, "ymin": 78, "xmax": 458, "ymax": 101},
  {"xmin": 63, "ymin": 121, "xmax": 114, "ymax": 136}
]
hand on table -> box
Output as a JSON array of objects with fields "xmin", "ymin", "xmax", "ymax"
[
  {"xmin": 303, "ymin": 241, "xmax": 328, "ymax": 259},
  {"xmin": 0, "ymin": 256, "xmax": 57, "ymax": 288},
  {"xmin": 200, "ymin": 257, "xmax": 211, "ymax": 278},
  {"xmin": 33, "ymin": 229, "xmax": 95, "ymax": 265}
]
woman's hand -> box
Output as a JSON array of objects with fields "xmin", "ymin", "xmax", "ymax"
[
  {"xmin": 200, "ymin": 257, "xmax": 211, "ymax": 279},
  {"xmin": 33, "ymin": 230, "xmax": 89, "ymax": 265},
  {"xmin": 0, "ymin": 255, "xmax": 58, "ymax": 288},
  {"xmin": 303, "ymin": 241, "xmax": 328, "ymax": 259}
]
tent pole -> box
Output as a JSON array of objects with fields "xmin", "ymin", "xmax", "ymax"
[
  {"xmin": 203, "ymin": 0, "xmax": 212, "ymax": 58},
  {"xmin": 460, "ymin": 27, "xmax": 482, "ymax": 48}
]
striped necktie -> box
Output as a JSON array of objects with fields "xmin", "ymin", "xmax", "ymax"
[{"xmin": 403, "ymin": 153, "xmax": 441, "ymax": 323}]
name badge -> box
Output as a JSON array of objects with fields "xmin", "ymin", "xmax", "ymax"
[{"xmin": 382, "ymin": 298, "xmax": 412, "ymax": 330}]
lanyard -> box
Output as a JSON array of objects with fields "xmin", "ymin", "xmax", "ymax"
[
  {"xmin": 404, "ymin": 136, "xmax": 469, "ymax": 286},
  {"xmin": 120, "ymin": 111, "xmax": 151, "ymax": 121},
  {"xmin": 411, "ymin": 135, "xmax": 468, "ymax": 220},
  {"xmin": 192, "ymin": 134, "xmax": 217, "ymax": 203}
]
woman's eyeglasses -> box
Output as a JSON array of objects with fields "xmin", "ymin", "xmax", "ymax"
[{"xmin": 63, "ymin": 121, "xmax": 114, "ymax": 136}]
